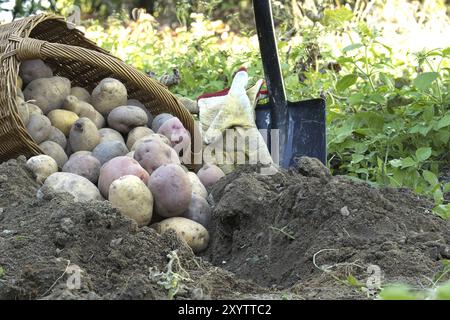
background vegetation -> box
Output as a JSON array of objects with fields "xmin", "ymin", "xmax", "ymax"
[{"xmin": 1, "ymin": 1, "xmax": 450, "ymax": 220}]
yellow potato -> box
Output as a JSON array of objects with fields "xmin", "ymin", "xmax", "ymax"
[
  {"xmin": 108, "ymin": 175, "xmax": 153, "ymax": 227},
  {"xmin": 47, "ymin": 109, "xmax": 79, "ymax": 136},
  {"xmin": 153, "ymin": 217, "xmax": 209, "ymax": 253}
]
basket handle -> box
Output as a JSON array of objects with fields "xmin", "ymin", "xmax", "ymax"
[{"xmin": 7, "ymin": 35, "xmax": 203, "ymax": 164}]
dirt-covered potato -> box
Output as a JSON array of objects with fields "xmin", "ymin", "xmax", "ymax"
[
  {"xmin": 70, "ymin": 87, "xmax": 91, "ymax": 103},
  {"xmin": 126, "ymin": 127, "xmax": 154, "ymax": 150},
  {"xmin": 107, "ymin": 105, "xmax": 148, "ymax": 134},
  {"xmin": 92, "ymin": 140, "xmax": 129, "ymax": 165},
  {"xmin": 19, "ymin": 59, "xmax": 53, "ymax": 85},
  {"xmin": 134, "ymin": 138, "xmax": 180, "ymax": 174},
  {"xmin": 183, "ymin": 194, "xmax": 211, "ymax": 228},
  {"xmin": 23, "ymin": 76, "xmax": 71, "ymax": 114},
  {"xmin": 98, "ymin": 128, "xmax": 125, "ymax": 144},
  {"xmin": 64, "ymin": 95, "xmax": 105, "ymax": 129},
  {"xmin": 153, "ymin": 217, "xmax": 209, "ymax": 253},
  {"xmin": 131, "ymin": 133, "xmax": 171, "ymax": 151},
  {"xmin": 38, "ymin": 172, "xmax": 102, "ymax": 202},
  {"xmin": 62, "ymin": 154, "xmax": 101, "ymax": 184},
  {"xmin": 39, "ymin": 140, "xmax": 68, "ymax": 169},
  {"xmin": 91, "ymin": 78, "xmax": 127, "ymax": 116},
  {"xmin": 197, "ymin": 163, "xmax": 225, "ymax": 188},
  {"xmin": 26, "ymin": 155, "xmax": 58, "ymax": 184},
  {"xmin": 151, "ymin": 113, "xmax": 173, "ymax": 132},
  {"xmin": 69, "ymin": 117, "xmax": 100, "ymax": 152},
  {"xmin": 98, "ymin": 156, "xmax": 149, "ymax": 198},
  {"xmin": 17, "ymin": 98, "xmax": 30, "ymax": 125},
  {"xmin": 148, "ymin": 164, "xmax": 192, "ymax": 217},
  {"xmin": 187, "ymin": 172, "xmax": 207, "ymax": 199},
  {"xmin": 47, "ymin": 126, "xmax": 67, "ymax": 149},
  {"xmin": 47, "ymin": 109, "xmax": 79, "ymax": 136},
  {"xmin": 127, "ymin": 99, "xmax": 153, "ymax": 127},
  {"xmin": 157, "ymin": 117, "xmax": 191, "ymax": 161},
  {"xmin": 109, "ymin": 175, "xmax": 153, "ymax": 227},
  {"xmin": 26, "ymin": 114, "xmax": 51, "ymax": 144},
  {"xmin": 27, "ymin": 103, "xmax": 43, "ymax": 117}
]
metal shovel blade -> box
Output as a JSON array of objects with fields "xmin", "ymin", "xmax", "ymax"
[{"xmin": 253, "ymin": 0, "xmax": 326, "ymax": 167}]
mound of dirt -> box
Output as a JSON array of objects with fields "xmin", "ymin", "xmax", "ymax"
[
  {"xmin": 204, "ymin": 158, "xmax": 450, "ymax": 299},
  {"xmin": 1, "ymin": 156, "xmax": 449, "ymax": 300},
  {"xmin": 0, "ymin": 157, "xmax": 270, "ymax": 300}
]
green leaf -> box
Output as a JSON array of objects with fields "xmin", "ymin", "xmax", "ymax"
[
  {"xmin": 436, "ymin": 282, "xmax": 450, "ymax": 300},
  {"xmin": 413, "ymin": 72, "xmax": 439, "ymax": 90},
  {"xmin": 346, "ymin": 275, "xmax": 363, "ymax": 287},
  {"xmin": 342, "ymin": 43, "xmax": 363, "ymax": 53},
  {"xmin": 322, "ymin": 7, "xmax": 354, "ymax": 27},
  {"xmin": 443, "ymin": 182, "xmax": 450, "ymax": 193},
  {"xmin": 443, "ymin": 47, "xmax": 450, "ymax": 56},
  {"xmin": 436, "ymin": 114, "xmax": 450, "ymax": 129},
  {"xmin": 433, "ymin": 188, "xmax": 444, "ymax": 205},
  {"xmin": 379, "ymin": 285, "xmax": 419, "ymax": 300},
  {"xmin": 389, "ymin": 159, "xmax": 402, "ymax": 168},
  {"xmin": 348, "ymin": 93, "xmax": 365, "ymax": 105},
  {"xmin": 351, "ymin": 154, "xmax": 365, "ymax": 164},
  {"xmin": 415, "ymin": 147, "xmax": 432, "ymax": 162},
  {"xmin": 401, "ymin": 157, "xmax": 417, "ymax": 169},
  {"xmin": 422, "ymin": 170, "xmax": 438, "ymax": 186},
  {"xmin": 0, "ymin": 266, "xmax": 4, "ymax": 278},
  {"xmin": 433, "ymin": 204, "xmax": 450, "ymax": 220},
  {"xmin": 336, "ymin": 74, "xmax": 358, "ymax": 92}
]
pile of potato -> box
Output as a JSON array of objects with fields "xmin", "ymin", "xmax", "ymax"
[{"xmin": 19, "ymin": 59, "xmax": 225, "ymax": 253}]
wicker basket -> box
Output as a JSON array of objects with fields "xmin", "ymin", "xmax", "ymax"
[{"xmin": 0, "ymin": 13, "xmax": 199, "ymax": 163}]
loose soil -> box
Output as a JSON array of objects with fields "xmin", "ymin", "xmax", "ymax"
[{"xmin": 0, "ymin": 156, "xmax": 449, "ymax": 299}]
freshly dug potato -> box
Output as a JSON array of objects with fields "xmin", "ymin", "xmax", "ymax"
[
  {"xmin": 187, "ymin": 172, "xmax": 207, "ymax": 199},
  {"xmin": 26, "ymin": 114, "xmax": 51, "ymax": 144},
  {"xmin": 92, "ymin": 140, "xmax": 128, "ymax": 165},
  {"xmin": 134, "ymin": 138, "xmax": 180, "ymax": 174},
  {"xmin": 69, "ymin": 117, "xmax": 100, "ymax": 152},
  {"xmin": 26, "ymin": 155, "xmax": 58, "ymax": 184},
  {"xmin": 127, "ymin": 99, "xmax": 153, "ymax": 127},
  {"xmin": 131, "ymin": 133, "xmax": 170, "ymax": 151},
  {"xmin": 39, "ymin": 140, "xmax": 68, "ymax": 169},
  {"xmin": 70, "ymin": 150, "xmax": 92, "ymax": 158},
  {"xmin": 126, "ymin": 151, "xmax": 135, "ymax": 158},
  {"xmin": 109, "ymin": 175, "xmax": 153, "ymax": 227},
  {"xmin": 183, "ymin": 194, "xmax": 211, "ymax": 228},
  {"xmin": 70, "ymin": 87, "xmax": 91, "ymax": 103},
  {"xmin": 157, "ymin": 117, "xmax": 191, "ymax": 160},
  {"xmin": 153, "ymin": 217, "xmax": 209, "ymax": 253},
  {"xmin": 98, "ymin": 156, "xmax": 149, "ymax": 198},
  {"xmin": 27, "ymin": 103, "xmax": 43, "ymax": 117},
  {"xmin": 91, "ymin": 78, "xmax": 127, "ymax": 116},
  {"xmin": 47, "ymin": 126, "xmax": 67, "ymax": 149},
  {"xmin": 17, "ymin": 98, "xmax": 30, "ymax": 125},
  {"xmin": 151, "ymin": 113, "xmax": 173, "ymax": 132},
  {"xmin": 38, "ymin": 172, "xmax": 102, "ymax": 202},
  {"xmin": 197, "ymin": 163, "xmax": 225, "ymax": 188},
  {"xmin": 98, "ymin": 128, "xmax": 125, "ymax": 144},
  {"xmin": 63, "ymin": 154, "xmax": 101, "ymax": 184},
  {"xmin": 23, "ymin": 76, "xmax": 71, "ymax": 114},
  {"xmin": 107, "ymin": 105, "xmax": 148, "ymax": 134},
  {"xmin": 148, "ymin": 164, "xmax": 192, "ymax": 217},
  {"xmin": 126, "ymin": 126, "xmax": 154, "ymax": 150},
  {"xmin": 47, "ymin": 109, "xmax": 79, "ymax": 136},
  {"xmin": 19, "ymin": 59, "xmax": 53, "ymax": 85},
  {"xmin": 64, "ymin": 95, "xmax": 105, "ymax": 129}
]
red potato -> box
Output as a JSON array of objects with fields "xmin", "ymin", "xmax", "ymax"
[
  {"xmin": 157, "ymin": 117, "xmax": 191, "ymax": 162},
  {"xmin": 131, "ymin": 133, "xmax": 171, "ymax": 151},
  {"xmin": 98, "ymin": 156, "xmax": 150, "ymax": 199},
  {"xmin": 62, "ymin": 154, "xmax": 101, "ymax": 184},
  {"xmin": 148, "ymin": 164, "xmax": 192, "ymax": 218},
  {"xmin": 133, "ymin": 138, "xmax": 180, "ymax": 174},
  {"xmin": 183, "ymin": 194, "xmax": 211, "ymax": 228},
  {"xmin": 197, "ymin": 163, "xmax": 225, "ymax": 188}
]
